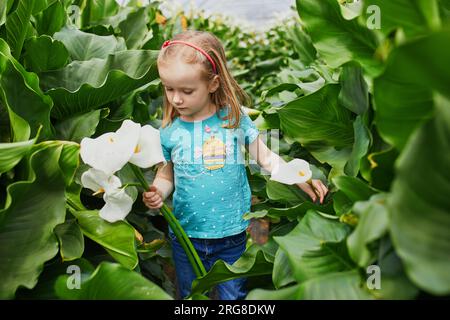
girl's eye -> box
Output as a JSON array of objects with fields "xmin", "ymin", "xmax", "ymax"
[
  {"xmin": 164, "ymin": 87, "xmax": 173, "ymax": 91},
  {"xmin": 183, "ymin": 90, "xmax": 193, "ymax": 95}
]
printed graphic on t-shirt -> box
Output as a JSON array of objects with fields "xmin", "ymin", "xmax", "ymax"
[{"xmin": 202, "ymin": 135, "xmax": 226, "ymax": 170}]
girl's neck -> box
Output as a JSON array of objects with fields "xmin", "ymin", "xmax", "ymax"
[{"xmin": 179, "ymin": 103, "xmax": 217, "ymax": 122}]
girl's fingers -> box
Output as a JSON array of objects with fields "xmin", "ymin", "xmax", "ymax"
[
  {"xmin": 311, "ymin": 182, "xmax": 321, "ymax": 203},
  {"xmin": 144, "ymin": 191, "xmax": 156, "ymax": 199},
  {"xmin": 313, "ymin": 180, "xmax": 328, "ymax": 203},
  {"xmin": 143, "ymin": 192, "xmax": 160, "ymax": 202},
  {"xmin": 310, "ymin": 190, "xmax": 318, "ymax": 202},
  {"xmin": 145, "ymin": 202, "xmax": 159, "ymax": 209},
  {"xmin": 149, "ymin": 194, "xmax": 160, "ymax": 202},
  {"xmin": 317, "ymin": 181, "xmax": 329, "ymax": 204},
  {"xmin": 300, "ymin": 183, "xmax": 317, "ymax": 202},
  {"xmin": 142, "ymin": 198, "xmax": 156, "ymax": 209},
  {"xmin": 142, "ymin": 195, "xmax": 162, "ymax": 209},
  {"xmin": 320, "ymin": 182, "xmax": 329, "ymax": 197},
  {"xmin": 154, "ymin": 199, "xmax": 163, "ymax": 208},
  {"xmin": 149, "ymin": 199, "xmax": 162, "ymax": 209}
]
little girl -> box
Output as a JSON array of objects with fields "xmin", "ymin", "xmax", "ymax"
[{"xmin": 143, "ymin": 30, "xmax": 328, "ymax": 300}]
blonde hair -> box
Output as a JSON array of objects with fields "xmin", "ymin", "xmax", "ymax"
[{"xmin": 157, "ymin": 30, "xmax": 250, "ymax": 128}]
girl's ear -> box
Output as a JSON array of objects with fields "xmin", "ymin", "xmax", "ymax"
[{"xmin": 208, "ymin": 75, "xmax": 220, "ymax": 93}]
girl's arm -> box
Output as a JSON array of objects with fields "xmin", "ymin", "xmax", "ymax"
[
  {"xmin": 152, "ymin": 161, "xmax": 174, "ymax": 200},
  {"xmin": 247, "ymin": 136, "xmax": 328, "ymax": 203},
  {"xmin": 143, "ymin": 161, "xmax": 174, "ymax": 209},
  {"xmin": 247, "ymin": 136, "xmax": 286, "ymax": 174}
]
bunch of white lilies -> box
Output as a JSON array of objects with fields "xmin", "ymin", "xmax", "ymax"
[{"xmin": 80, "ymin": 120, "xmax": 165, "ymax": 223}]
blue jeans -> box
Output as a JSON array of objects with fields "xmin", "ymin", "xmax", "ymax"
[{"xmin": 169, "ymin": 230, "xmax": 248, "ymax": 300}]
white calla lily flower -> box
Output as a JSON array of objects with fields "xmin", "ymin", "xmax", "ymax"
[
  {"xmin": 129, "ymin": 124, "xmax": 166, "ymax": 168},
  {"xmin": 79, "ymin": 119, "xmax": 166, "ymax": 223},
  {"xmin": 81, "ymin": 168, "xmax": 133, "ymax": 223},
  {"xmin": 81, "ymin": 168, "xmax": 122, "ymax": 195},
  {"xmin": 80, "ymin": 120, "xmax": 140, "ymax": 175},
  {"xmin": 270, "ymin": 159, "xmax": 312, "ymax": 185},
  {"xmin": 99, "ymin": 189, "xmax": 134, "ymax": 223}
]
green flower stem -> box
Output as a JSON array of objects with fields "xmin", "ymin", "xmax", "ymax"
[
  {"xmin": 120, "ymin": 183, "xmax": 142, "ymax": 189},
  {"xmin": 66, "ymin": 197, "xmax": 85, "ymax": 212},
  {"xmin": 160, "ymin": 203, "xmax": 206, "ymax": 277},
  {"xmin": 130, "ymin": 164, "xmax": 206, "ymax": 278}
]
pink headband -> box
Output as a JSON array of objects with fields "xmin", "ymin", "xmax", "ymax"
[{"xmin": 161, "ymin": 40, "xmax": 218, "ymax": 74}]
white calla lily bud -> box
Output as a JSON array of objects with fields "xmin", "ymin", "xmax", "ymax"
[{"xmin": 270, "ymin": 159, "xmax": 312, "ymax": 185}]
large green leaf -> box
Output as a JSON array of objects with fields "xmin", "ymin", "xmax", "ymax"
[
  {"xmin": 373, "ymin": 237, "xmax": 419, "ymax": 300},
  {"xmin": 388, "ymin": 95, "xmax": 450, "ymax": 295},
  {"xmin": 332, "ymin": 175, "xmax": 378, "ymax": 203},
  {"xmin": 23, "ymin": 35, "xmax": 69, "ymax": 72},
  {"xmin": 40, "ymin": 49, "xmax": 159, "ymax": 119},
  {"xmin": 364, "ymin": 0, "xmax": 441, "ymax": 38},
  {"xmin": 54, "ymin": 219, "xmax": 85, "ymax": 262},
  {"xmin": 190, "ymin": 245, "xmax": 273, "ymax": 296},
  {"xmin": 285, "ymin": 24, "xmax": 317, "ymax": 67},
  {"xmin": 0, "ymin": 39, "xmax": 53, "ymax": 140},
  {"xmin": 279, "ymin": 84, "xmax": 354, "ymax": 149},
  {"xmin": 360, "ymin": 148, "xmax": 398, "ymax": 191},
  {"xmin": 0, "ymin": 0, "xmax": 10, "ymax": 27},
  {"xmin": 247, "ymin": 283, "xmax": 303, "ymax": 300},
  {"xmin": 36, "ymin": 140, "xmax": 80, "ymax": 187},
  {"xmin": 374, "ymin": 30, "xmax": 450, "ymax": 150},
  {"xmin": 344, "ymin": 115, "xmax": 371, "ymax": 177},
  {"xmin": 15, "ymin": 258, "xmax": 95, "ymax": 299},
  {"xmin": 347, "ymin": 194, "xmax": 389, "ymax": 267},
  {"xmin": 54, "ymin": 108, "xmax": 109, "ymax": 143},
  {"xmin": 308, "ymin": 145, "xmax": 352, "ymax": 179},
  {"xmin": 266, "ymin": 180, "xmax": 308, "ymax": 205},
  {"xmin": 247, "ymin": 270, "xmax": 373, "ymax": 300},
  {"xmin": 296, "ymin": 0, "xmax": 381, "ymax": 76},
  {"xmin": 53, "ymin": 27, "xmax": 127, "ymax": 61},
  {"xmin": 59, "ymin": 142, "xmax": 80, "ymax": 187},
  {"xmin": 32, "ymin": 0, "xmax": 57, "ymax": 14},
  {"xmin": 81, "ymin": 0, "xmax": 119, "ymax": 27},
  {"xmin": 0, "ymin": 136, "xmax": 37, "ymax": 174},
  {"xmin": 33, "ymin": 0, "xmax": 66, "ymax": 36},
  {"xmin": 333, "ymin": 191, "xmax": 353, "ymax": 216},
  {"xmin": 69, "ymin": 209, "xmax": 139, "ymax": 270},
  {"xmin": 245, "ymin": 201, "xmax": 334, "ymax": 222},
  {"xmin": 338, "ymin": 62, "xmax": 368, "ymax": 115},
  {"xmin": 4, "ymin": 0, "xmax": 56, "ymax": 58},
  {"xmin": 0, "ymin": 145, "xmax": 66, "ymax": 299},
  {"xmin": 118, "ymin": 7, "xmax": 152, "ymax": 49},
  {"xmin": 272, "ymin": 249, "xmax": 296, "ymax": 289},
  {"xmin": 91, "ymin": 5, "xmax": 134, "ymax": 29},
  {"xmin": 5, "ymin": 0, "xmax": 33, "ymax": 58},
  {"xmin": 254, "ymin": 109, "xmax": 281, "ymax": 130},
  {"xmin": 274, "ymin": 211, "xmax": 354, "ymax": 282},
  {"xmin": 55, "ymin": 262, "xmax": 172, "ymax": 299}
]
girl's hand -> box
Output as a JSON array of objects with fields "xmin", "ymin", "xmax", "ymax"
[
  {"xmin": 142, "ymin": 185, "xmax": 163, "ymax": 209},
  {"xmin": 296, "ymin": 179, "xmax": 328, "ymax": 204}
]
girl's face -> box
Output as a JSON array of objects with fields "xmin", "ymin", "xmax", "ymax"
[{"xmin": 158, "ymin": 60, "xmax": 219, "ymax": 121}]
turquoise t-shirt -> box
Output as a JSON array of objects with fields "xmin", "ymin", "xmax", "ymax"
[{"xmin": 160, "ymin": 106, "xmax": 259, "ymax": 239}]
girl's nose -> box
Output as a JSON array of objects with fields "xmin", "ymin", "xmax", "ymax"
[{"xmin": 172, "ymin": 94, "xmax": 183, "ymax": 105}]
